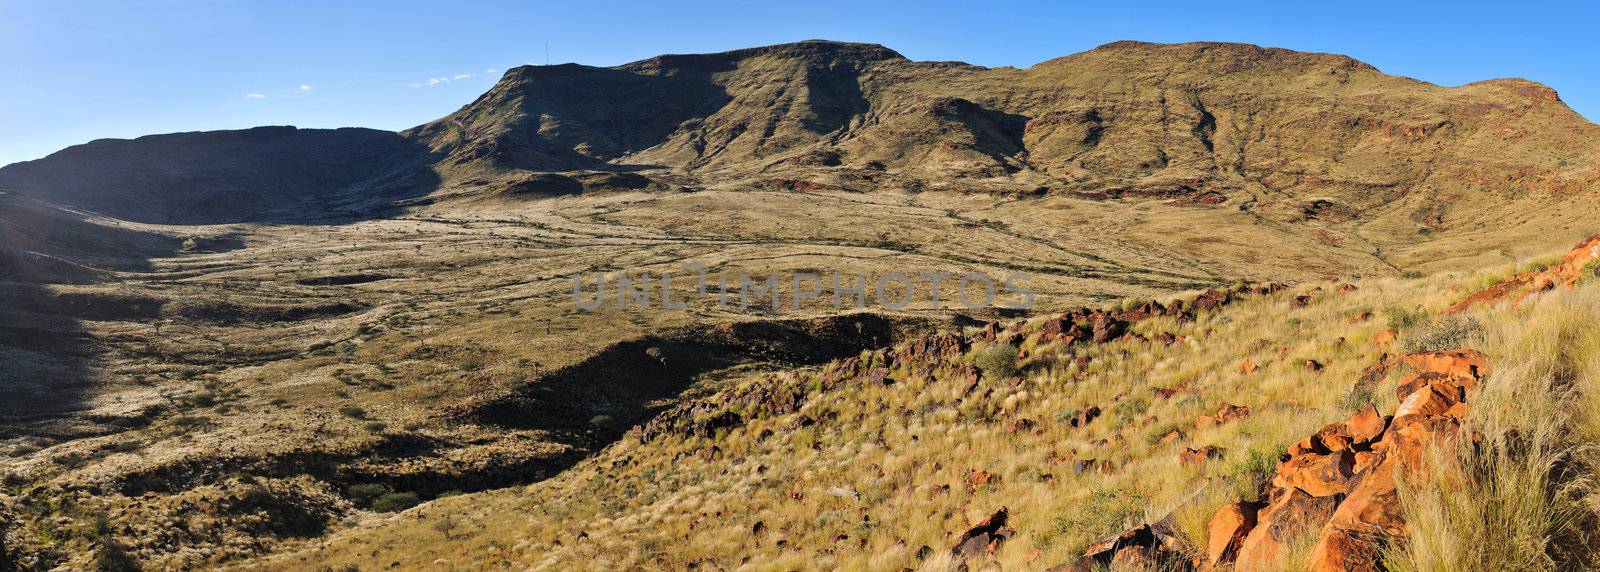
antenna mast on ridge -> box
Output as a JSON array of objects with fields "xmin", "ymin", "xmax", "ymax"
[{"xmin": 545, "ymin": 43, "xmax": 550, "ymax": 66}]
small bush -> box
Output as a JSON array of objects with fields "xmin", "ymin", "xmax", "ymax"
[
  {"xmin": 363, "ymin": 421, "xmax": 388, "ymax": 432},
  {"xmin": 370, "ymin": 492, "xmax": 420, "ymax": 512},
  {"xmin": 346, "ymin": 483, "xmax": 390, "ymax": 507},
  {"xmin": 1383, "ymin": 305, "xmax": 1428, "ymax": 331},
  {"xmin": 1403, "ymin": 315, "xmax": 1485, "ymax": 353},
  {"xmin": 589, "ymin": 414, "xmax": 615, "ymax": 431},
  {"xmin": 338, "ymin": 405, "xmax": 366, "ymax": 419},
  {"xmin": 973, "ymin": 343, "xmax": 1020, "ymax": 381},
  {"xmin": 1226, "ymin": 447, "xmax": 1281, "ymax": 500},
  {"xmin": 1577, "ymin": 260, "xmax": 1600, "ymax": 287}
]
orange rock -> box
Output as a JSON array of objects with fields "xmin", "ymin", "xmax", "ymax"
[
  {"xmin": 1343, "ymin": 403, "xmax": 1388, "ymax": 445},
  {"xmin": 1236, "ymin": 488, "xmax": 1339, "ymax": 571},
  {"xmin": 1023, "ymin": 548, "xmax": 1042, "ymax": 565},
  {"xmin": 1206, "ymin": 501, "xmax": 1261, "ymax": 566},
  {"xmin": 1371, "ymin": 329, "xmax": 1396, "ymax": 347},
  {"xmin": 1160, "ymin": 429, "xmax": 1185, "ymax": 444},
  {"xmin": 1239, "ymin": 359, "xmax": 1257, "ymax": 375},
  {"xmin": 965, "ymin": 469, "xmax": 996, "ymax": 490},
  {"xmin": 1352, "ymin": 451, "xmax": 1378, "ymax": 474},
  {"xmin": 1402, "ymin": 349, "xmax": 1488, "ymax": 380},
  {"xmin": 1274, "ymin": 451, "xmax": 1356, "ymax": 497},
  {"xmin": 1181, "ymin": 446, "xmax": 1225, "ymax": 466},
  {"xmin": 1394, "ymin": 375, "xmax": 1468, "ymax": 419},
  {"xmin": 1307, "ymin": 453, "xmax": 1403, "ymax": 572},
  {"xmin": 1196, "ymin": 404, "xmax": 1251, "ymax": 428},
  {"xmin": 1348, "ymin": 310, "xmax": 1374, "ymax": 324}
]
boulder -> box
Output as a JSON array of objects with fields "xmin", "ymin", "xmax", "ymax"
[
  {"xmin": 951, "ymin": 508, "xmax": 1014, "ymax": 561},
  {"xmin": 1235, "ymin": 488, "xmax": 1338, "ymax": 571},
  {"xmin": 1090, "ymin": 313, "xmax": 1125, "ymax": 343},
  {"xmin": 1180, "ymin": 446, "xmax": 1224, "ymax": 466},
  {"xmin": 1273, "ymin": 450, "xmax": 1355, "ymax": 497},
  {"xmin": 1054, "ymin": 518, "xmax": 1192, "ymax": 572},
  {"xmin": 1198, "ymin": 404, "xmax": 1252, "ymax": 428},
  {"xmin": 1400, "ymin": 349, "xmax": 1488, "ymax": 380},
  {"xmin": 1206, "ymin": 501, "xmax": 1262, "ymax": 566}
]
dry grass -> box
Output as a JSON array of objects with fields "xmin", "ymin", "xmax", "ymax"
[
  {"xmin": 1389, "ymin": 284, "xmax": 1600, "ymax": 572},
  {"xmin": 256, "ymin": 274, "xmax": 1472, "ymax": 570}
]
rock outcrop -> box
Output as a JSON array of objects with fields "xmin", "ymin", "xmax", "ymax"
[
  {"xmin": 950, "ymin": 508, "xmax": 1014, "ymax": 562},
  {"xmin": 1192, "ymin": 348, "xmax": 1487, "ymax": 571},
  {"xmin": 1447, "ymin": 234, "xmax": 1600, "ymax": 312}
]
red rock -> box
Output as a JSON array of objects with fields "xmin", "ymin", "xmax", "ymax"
[
  {"xmin": 1206, "ymin": 501, "xmax": 1261, "ymax": 566},
  {"xmin": 965, "ymin": 469, "xmax": 997, "ymax": 490},
  {"xmin": 1348, "ymin": 310, "xmax": 1374, "ymax": 324},
  {"xmin": 1236, "ymin": 488, "xmax": 1338, "ymax": 570},
  {"xmin": 1402, "ymin": 349, "xmax": 1488, "ymax": 380},
  {"xmin": 1160, "ymin": 429, "xmax": 1185, "ymax": 444},
  {"xmin": 1307, "ymin": 453, "xmax": 1403, "ymax": 572},
  {"xmin": 1274, "ymin": 450, "xmax": 1355, "ymax": 497},
  {"xmin": 1305, "ymin": 359, "xmax": 1325, "ymax": 372},
  {"xmin": 1239, "ymin": 359, "xmax": 1257, "ymax": 375},
  {"xmin": 950, "ymin": 507, "xmax": 1014, "ymax": 560},
  {"xmin": 1343, "ymin": 403, "xmax": 1388, "ymax": 445},
  {"xmin": 1063, "ymin": 518, "xmax": 1191, "ymax": 572},
  {"xmin": 1393, "ymin": 374, "xmax": 1471, "ymax": 419},
  {"xmin": 1181, "ymin": 446, "xmax": 1224, "ymax": 466},
  {"xmin": 1071, "ymin": 406, "xmax": 1102, "ymax": 428}
]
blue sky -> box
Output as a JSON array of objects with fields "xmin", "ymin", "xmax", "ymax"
[{"xmin": 2, "ymin": 0, "xmax": 1597, "ymax": 167}]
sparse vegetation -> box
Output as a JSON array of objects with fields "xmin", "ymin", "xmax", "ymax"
[{"xmin": 972, "ymin": 343, "xmax": 1020, "ymax": 380}]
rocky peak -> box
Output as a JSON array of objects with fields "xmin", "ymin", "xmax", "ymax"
[{"xmin": 618, "ymin": 40, "xmax": 906, "ymax": 74}]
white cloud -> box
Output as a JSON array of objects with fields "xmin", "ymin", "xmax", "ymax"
[
  {"xmin": 244, "ymin": 92, "xmax": 267, "ymax": 99},
  {"xmin": 414, "ymin": 69, "xmax": 493, "ymax": 88},
  {"xmin": 298, "ymin": 84, "xmax": 315, "ymax": 91}
]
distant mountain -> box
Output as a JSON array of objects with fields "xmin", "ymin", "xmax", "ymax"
[
  {"xmin": 0, "ymin": 126, "xmax": 435, "ymax": 224},
  {"xmin": 3, "ymin": 40, "xmax": 1597, "ymax": 234}
]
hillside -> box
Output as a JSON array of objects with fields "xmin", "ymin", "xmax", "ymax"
[
  {"xmin": 0, "ymin": 126, "xmax": 436, "ymax": 224},
  {"xmin": 2, "ymin": 39, "xmax": 1600, "ymax": 571},
  {"xmin": 255, "ymin": 237, "xmax": 1600, "ymax": 571},
  {"xmin": 409, "ymin": 40, "xmax": 1600, "ymax": 270}
]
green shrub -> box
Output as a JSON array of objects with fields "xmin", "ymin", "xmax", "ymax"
[
  {"xmin": 1383, "ymin": 305, "xmax": 1428, "ymax": 331},
  {"xmin": 1042, "ymin": 488, "xmax": 1148, "ymax": 553},
  {"xmin": 1577, "ymin": 260, "xmax": 1600, "ymax": 287},
  {"xmin": 1226, "ymin": 447, "xmax": 1282, "ymax": 501},
  {"xmin": 338, "ymin": 405, "xmax": 366, "ymax": 419},
  {"xmin": 1403, "ymin": 315, "xmax": 1485, "ymax": 353},
  {"xmin": 346, "ymin": 483, "xmax": 390, "ymax": 507},
  {"xmin": 370, "ymin": 492, "xmax": 421, "ymax": 512},
  {"xmin": 973, "ymin": 343, "xmax": 1020, "ymax": 381}
]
